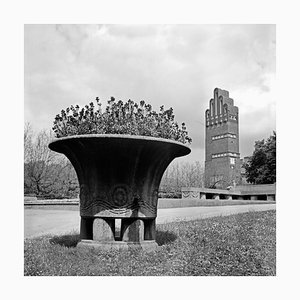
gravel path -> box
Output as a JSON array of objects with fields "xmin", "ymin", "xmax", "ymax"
[{"xmin": 24, "ymin": 203, "xmax": 276, "ymax": 238}]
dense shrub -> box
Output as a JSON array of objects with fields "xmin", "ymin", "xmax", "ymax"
[{"xmin": 52, "ymin": 97, "xmax": 192, "ymax": 144}]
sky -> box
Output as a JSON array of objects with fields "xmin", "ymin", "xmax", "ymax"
[{"xmin": 24, "ymin": 24, "xmax": 276, "ymax": 163}]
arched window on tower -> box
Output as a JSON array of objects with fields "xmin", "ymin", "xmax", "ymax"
[
  {"xmin": 210, "ymin": 100, "xmax": 214, "ymax": 115},
  {"xmin": 219, "ymin": 98, "xmax": 223, "ymax": 115},
  {"xmin": 214, "ymin": 90, "xmax": 218, "ymax": 116}
]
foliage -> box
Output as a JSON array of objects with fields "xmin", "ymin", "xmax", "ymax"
[
  {"xmin": 24, "ymin": 125, "xmax": 200, "ymax": 199},
  {"xmin": 52, "ymin": 97, "xmax": 192, "ymax": 144},
  {"xmin": 245, "ymin": 131, "xmax": 276, "ymax": 184},
  {"xmin": 24, "ymin": 123, "xmax": 79, "ymax": 198},
  {"xmin": 24, "ymin": 210, "xmax": 276, "ymax": 276},
  {"xmin": 160, "ymin": 161, "xmax": 204, "ymax": 192}
]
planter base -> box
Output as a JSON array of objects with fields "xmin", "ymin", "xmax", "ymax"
[{"xmin": 77, "ymin": 240, "xmax": 158, "ymax": 252}]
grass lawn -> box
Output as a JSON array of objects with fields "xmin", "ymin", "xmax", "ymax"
[{"xmin": 24, "ymin": 210, "xmax": 276, "ymax": 276}]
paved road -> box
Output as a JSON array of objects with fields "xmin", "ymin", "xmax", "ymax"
[{"xmin": 24, "ymin": 204, "xmax": 276, "ymax": 238}]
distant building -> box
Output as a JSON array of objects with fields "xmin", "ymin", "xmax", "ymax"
[{"xmin": 204, "ymin": 88, "xmax": 242, "ymax": 189}]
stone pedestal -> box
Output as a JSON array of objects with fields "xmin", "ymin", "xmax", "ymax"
[
  {"xmin": 250, "ymin": 195, "xmax": 258, "ymax": 200},
  {"xmin": 212, "ymin": 194, "xmax": 220, "ymax": 200},
  {"xmin": 267, "ymin": 195, "xmax": 275, "ymax": 201},
  {"xmin": 78, "ymin": 218, "xmax": 158, "ymax": 251},
  {"xmin": 77, "ymin": 240, "xmax": 158, "ymax": 252},
  {"xmin": 93, "ymin": 218, "xmax": 115, "ymax": 241},
  {"xmin": 226, "ymin": 195, "xmax": 232, "ymax": 200},
  {"xmin": 121, "ymin": 219, "xmax": 144, "ymax": 242},
  {"xmin": 49, "ymin": 134, "xmax": 190, "ymax": 251}
]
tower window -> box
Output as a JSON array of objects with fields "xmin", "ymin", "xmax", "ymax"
[
  {"xmin": 212, "ymin": 152, "xmax": 240, "ymax": 159},
  {"xmin": 211, "ymin": 133, "xmax": 237, "ymax": 141}
]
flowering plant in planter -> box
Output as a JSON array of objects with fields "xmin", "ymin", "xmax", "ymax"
[
  {"xmin": 52, "ymin": 97, "xmax": 192, "ymax": 144},
  {"xmin": 49, "ymin": 97, "xmax": 192, "ymax": 251}
]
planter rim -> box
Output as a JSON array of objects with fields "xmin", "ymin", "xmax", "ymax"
[{"xmin": 49, "ymin": 133, "xmax": 191, "ymax": 150}]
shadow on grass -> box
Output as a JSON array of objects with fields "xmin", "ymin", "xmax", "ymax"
[
  {"xmin": 49, "ymin": 234, "xmax": 80, "ymax": 248},
  {"xmin": 156, "ymin": 230, "xmax": 177, "ymax": 246},
  {"xmin": 49, "ymin": 230, "xmax": 177, "ymax": 248}
]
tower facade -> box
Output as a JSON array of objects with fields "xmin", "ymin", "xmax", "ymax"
[{"xmin": 205, "ymin": 88, "xmax": 241, "ymax": 189}]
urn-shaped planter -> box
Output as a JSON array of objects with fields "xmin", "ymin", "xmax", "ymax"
[{"xmin": 49, "ymin": 134, "xmax": 191, "ymax": 251}]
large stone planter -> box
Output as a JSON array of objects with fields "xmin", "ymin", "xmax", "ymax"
[{"xmin": 49, "ymin": 134, "xmax": 190, "ymax": 251}]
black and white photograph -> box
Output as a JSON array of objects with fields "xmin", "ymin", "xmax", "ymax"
[
  {"xmin": 2, "ymin": 0, "xmax": 300, "ymax": 299},
  {"xmin": 24, "ymin": 24, "xmax": 276, "ymax": 276}
]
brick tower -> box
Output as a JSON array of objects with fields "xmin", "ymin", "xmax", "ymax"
[{"xmin": 204, "ymin": 88, "xmax": 241, "ymax": 189}]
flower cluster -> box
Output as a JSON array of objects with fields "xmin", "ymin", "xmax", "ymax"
[{"xmin": 52, "ymin": 97, "xmax": 192, "ymax": 144}]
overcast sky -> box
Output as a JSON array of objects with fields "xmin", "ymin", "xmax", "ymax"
[{"xmin": 24, "ymin": 24, "xmax": 276, "ymax": 163}]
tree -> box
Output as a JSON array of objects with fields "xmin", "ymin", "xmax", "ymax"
[
  {"xmin": 244, "ymin": 131, "xmax": 276, "ymax": 184},
  {"xmin": 24, "ymin": 124, "xmax": 55, "ymax": 195},
  {"xmin": 160, "ymin": 160, "xmax": 204, "ymax": 193},
  {"xmin": 208, "ymin": 172, "xmax": 227, "ymax": 189},
  {"xmin": 24, "ymin": 124, "xmax": 79, "ymax": 198}
]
